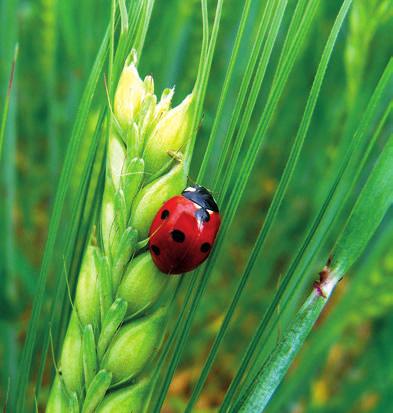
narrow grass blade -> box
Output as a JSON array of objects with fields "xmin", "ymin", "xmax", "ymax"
[
  {"xmin": 158, "ymin": 0, "xmax": 320, "ymax": 408},
  {"xmin": 331, "ymin": 133, "xmax": 393, "ymax": 275},
  {"xmin": 235, "ymin": 130, "xmax": 393, "ymax": 413},
  {"xmin": 0, "ymin": 44, "xmax": 18, "ymax": 158},
  {"xmin": 234, "ymin": 278, "xmax": 338, "ymax": 413},
  {"xmin": 202, "ymin": 0, "xmax": 276, "ymax": 185},
  {"xmin": 152, "ymin": 1, "xmax": 223, "ymax": 409},
  {"xmin": 186, "ymin": 0, "xmax": 351, "ymax": 406},
  {"xmin": 156, "ymin": 0, "xmax": 315, "ymax": 406},
  {"xmin": 198, "ymin": 0, "xmax": 252, "ymax": 178},
  {"xmin": 14, "ymin": 29, "xmax": 110, "ymax": 412},
  {"xmin": 268, "ymin": 214, "xmax": 393, "ymax": 413},
  {"xmin": 222, "ymin": 58, "xmax": 392, "ymax": 411},
  {"xmin": 217, "ymin": 0, "xmax": 288, "ymax": 196}
]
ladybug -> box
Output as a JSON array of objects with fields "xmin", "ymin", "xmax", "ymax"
[{"xmin": 148, "ymin": 185, "xmax": 221, "ymax": 274}]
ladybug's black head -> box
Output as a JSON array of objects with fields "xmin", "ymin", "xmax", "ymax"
[{"xmin": 182, "ymin": 185, "xmax": 219, "ymax": 212}]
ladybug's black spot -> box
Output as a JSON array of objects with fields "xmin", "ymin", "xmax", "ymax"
[
  {"xmin": 161, "ymin": 209, "xmax": 170, "ymax": 219},
  {"xmin": 201, "ymin": 242, "xmax": 211, "ymax": 253},
  {"xmin": 151, "ymin": 245, "xmax": 160, "ymax": 255},
  {"xmin": 172, "ymin": 230, "xmax": 185, "ymax": 243}
]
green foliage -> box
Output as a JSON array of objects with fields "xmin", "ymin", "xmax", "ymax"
[{"xmin": 0, "ymin": 0, "xmax": 392, "ymax": 412}]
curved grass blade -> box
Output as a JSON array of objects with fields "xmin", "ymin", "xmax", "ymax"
[
  {"xmin": 14, "ymin": 28, "xmax": 110, "ymax": 413},
  {"xmin": 33, "ymin": 111, "xmax": 107, "ymax": 402}
]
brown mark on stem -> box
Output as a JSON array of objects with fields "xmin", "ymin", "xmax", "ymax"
[
  {"xmin": 167, "ymin": 149, "xmax": 184, "ymax": 163},
  {"xmin": 313, "ymin": 255, "xmax": 333, "ymax": 298}
]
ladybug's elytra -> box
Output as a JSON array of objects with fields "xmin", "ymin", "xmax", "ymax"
[{"xmin": 148, "ymin": 185, "xmax": 221, "ymax": 274}]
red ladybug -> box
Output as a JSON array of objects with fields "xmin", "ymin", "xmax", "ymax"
[{"xmin": 148, "ymin": 185, "xmax": 221, "ymax": 274}]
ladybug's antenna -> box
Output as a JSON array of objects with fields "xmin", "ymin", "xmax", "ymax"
[
  {"xmin": 187, "ymin": 175, "xmax": 197, "ymax": 185},
  {"xmin": 211, "ymin": 189, "xmax": 220, "ymax": 198},
  {"xmin": 186, "ymin": 177, "xmax": 219, "ymax": 198}
]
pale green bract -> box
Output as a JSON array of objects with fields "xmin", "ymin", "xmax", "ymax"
[{"xmin": 46, "ymin": 51, "xmax": 194, "ymax": 412}]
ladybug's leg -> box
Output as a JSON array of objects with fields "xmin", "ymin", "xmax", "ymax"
[
  {"xmin": 145, "ymin": 150, "xmax": 182, "ymax": 184},
  {"xmin": 136, "ymin": 237, "xmax": 150, "ymax": 251}
]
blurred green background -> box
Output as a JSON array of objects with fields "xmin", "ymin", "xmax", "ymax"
[{"xmin": 0, "ymin": 0, "xmax": 392, "ymax": 411}]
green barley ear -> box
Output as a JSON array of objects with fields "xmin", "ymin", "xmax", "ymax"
[
  {"xmin": 46, "ymin": 377, "xmax": 74, "ymax": 412},
  {"xmin": 59, "ymin": 313, "xmax": 83, "ymax": 394},
  {"xmin": 82, "ymin": 370, "xmax": 112, "ymax": 413},
  {"xmin": 96, "ymin": 377, "xmax": 150, "ymax": 413},
  {"xmin": 47, "ymin": 48, "xmax": 195, "ymax": 411},
  {"xmin": 130, "ymin": 161, "xmax": 188, "ymax": 239},
  {"xmin": 143, "ymin": 93, "xmax": 193, "ymax": 176},
  {"xmin": 101, "ymin": 307, "xmax": 168, "ymax": 385},
  {"xmin": 74, "ymin": 246, "xmax": 100, "ymax": 327},
  {"xmin": 114, "ymin": 56, "xmax": 146, "ymax": 130},
  {"xmin": 117, "ymin": 252, "xmax": 169, "ymax": 317}
]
